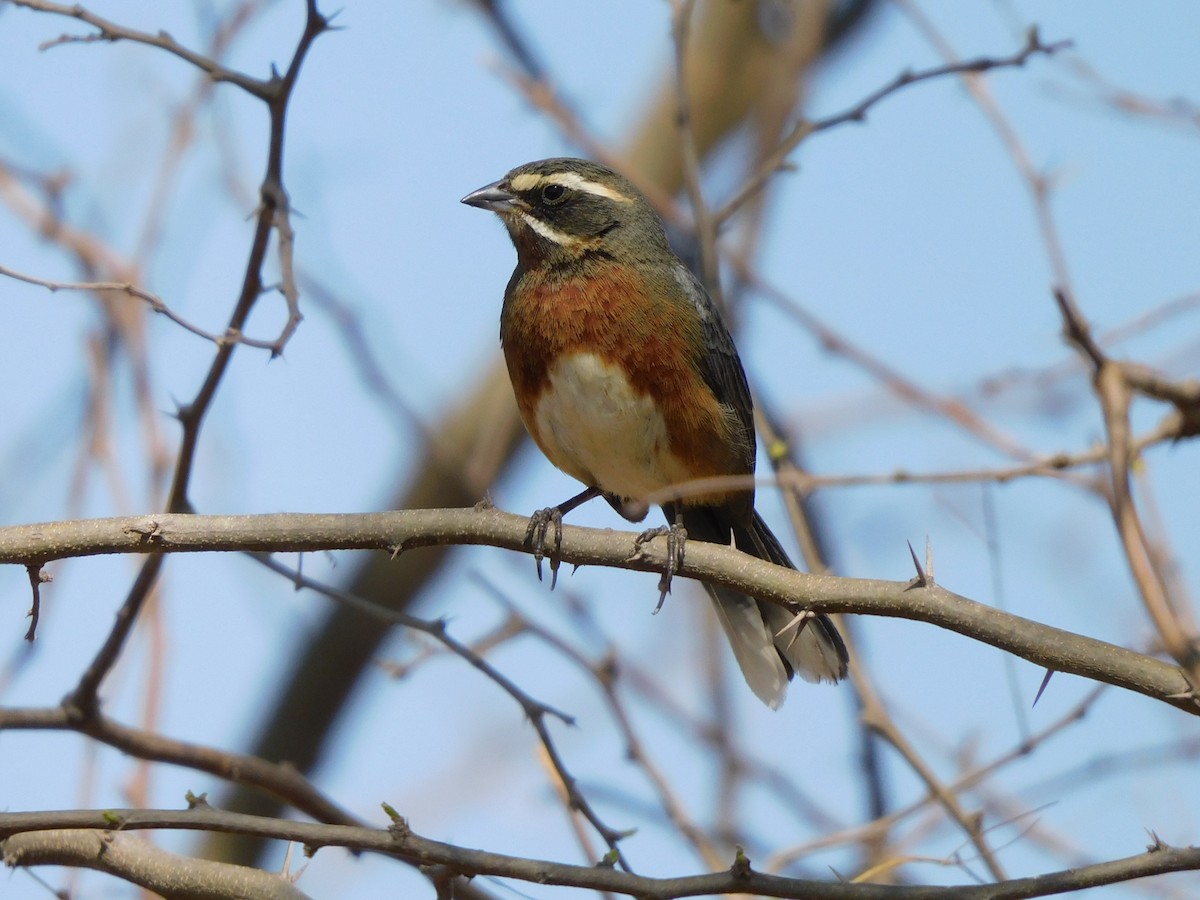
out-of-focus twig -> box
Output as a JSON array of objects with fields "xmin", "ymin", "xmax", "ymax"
[
  {"xmin": 715, "ymin": 28, "xmax": 1071, "ymax": 226},
  {"xmin": 2, "ymin": 828, "xmax": 310, "ymax": 900},
  {"xmin": 1054, "ymin": 287, "xmax": 1200, "ymax": 690},
  {"xmin": 3, "ymin": 805, "xmax": 1200, "ymax": 899},
  {"xmin": 0, "ymin": 264, "xmax": 285, "ymax": 350},
  {"xmin": 51, "ymin": 0, "xmax": 328, "ymax": 715},
  {"xmin": 0, "ymin": 704, "xmax": 360, "ymax": 827},
  {"xmin": 12, "ymin": 0, "xmax": 278, "ymax": 98},
  {"xmin": 248, "ymin": 554, "xmax": 634, "ymax": 870}
]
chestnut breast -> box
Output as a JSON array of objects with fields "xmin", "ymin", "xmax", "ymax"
[{"xmin": 501, "ymin": 261, "xmax": 747, "ymax": 504}]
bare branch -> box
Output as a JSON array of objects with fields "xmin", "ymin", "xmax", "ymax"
[
  {"xmin": 9, "ymin": 0, "xmax": 274, "ymax": 99},
  {"xmin": 0, "ymin": 705, "xmax": 360, "ymax": 828},
  {"xmin": 1, "ymin": 806, "xmax": 1198, "ymax": 899},
  {"xmin": 56, "ymin": 0, "xmax": 329, "ymax": 714},
  {"xmin": 715, "ymin": 29, "xmax": 1072, "ymax": 225},
  {"xmin": 0, "ymin": 507, "xmax": 1191, "ymax": 713},
  {"xmin": 248, "ymin": 556, "xmax": 635, "ymax": 868},
  {"xmin": 0, "ymin": 262, "xmax": 282, "ymax": 350},
  {"xmin": 3, "ymin": 828, "xmax": 310, "ymax": 900}
]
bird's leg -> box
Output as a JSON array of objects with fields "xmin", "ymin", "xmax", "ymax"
[
  {"xmin": 636, "ymin": 506, "xmax": 687, "ymax": 613},
  {"xmin": 526, "ymin": 485, "xmax": 602, "ymax": 589}
]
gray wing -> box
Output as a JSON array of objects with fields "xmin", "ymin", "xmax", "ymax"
[{"xmin": 671, "ymin": 264, "xmax": 757, "ymax": 473}]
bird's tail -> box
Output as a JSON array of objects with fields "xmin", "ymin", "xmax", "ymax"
[{"xmin": 678, "ymin": 505, "xmax": 848, "ymax": 709}]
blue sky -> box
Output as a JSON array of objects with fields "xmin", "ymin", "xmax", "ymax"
[{"xmin": 1, "ymin": 1, "xmax": 1198, "ymax": 897}]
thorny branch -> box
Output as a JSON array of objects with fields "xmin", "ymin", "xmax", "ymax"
[
  {"xmin": 1053, "ymin": 287, "xmax": 1200, "ymax": 689},
  {"xmin": 2, "ymin": 805, "xmax": 1199, "ymax": 899},
  {"xmin": 714, "ymin": 28, "xmax": 1072, "ymax": 225},
  {"xmin": 901, "ymin": 0, "xmax": 1200, "ymax": 695},
  {"xmin": 0, "ymin": 507, "xmax": 1193, "ymax": 714},
  {"xmin": 3, "ymin": 2, "xmax": 1198, "ymax": 898},
  {"xmin": 247, "ymin": 555, "xmax": 634, "ymax": 869},
  {"xmin": 24, "ymin": 0, "xmax": 330, "ymax": 717},
  {"xmin": 0, "ymin": 263, "xmax": 288, "ymax": 352},
  {"xmin": 9, "ymin": 0, "xmax": 277, "ymax": 98},
  {"xmin": 0, "ymin": 704, "xmax": 360, "ymax": 828}
]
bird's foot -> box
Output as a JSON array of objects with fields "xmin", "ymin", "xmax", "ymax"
[
  {"xmin": 525, "ymin": 507, "xmax": 565, "ymax": 589},
  {"xmin": 635, "ymin": 522, "xmax": 688, "ymax": 613},
  {"xmin": 522, "ymin": 486, "xmax": 604, "ymax": 590}
]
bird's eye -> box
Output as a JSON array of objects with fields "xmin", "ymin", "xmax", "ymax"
[{"xmin": 541, "ymin": 183, "xmax": 566, "ymax": 204}]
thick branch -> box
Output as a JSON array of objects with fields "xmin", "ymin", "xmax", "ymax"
[
  {"xmin": 3, "ymin": 828, "xmax": 309, "ymax": 900},
  {"xmin": 0, "ymin": 508, "xmax": 1191, "ymax": 713},
  {"xmin": 1, "ymin": 808, "xmax": 1198, "ymax": 899}
]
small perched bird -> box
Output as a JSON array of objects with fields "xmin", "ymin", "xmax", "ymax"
[{"xmin": 462, "ymin": 157, "xmax": 847, "ymax": 708}]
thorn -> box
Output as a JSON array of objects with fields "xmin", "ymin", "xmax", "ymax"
[
  {"xmin": 1033, "ymin": 669, "xmax": 1055, "ymax": 706},
  {"xmin": 1145, "ymin": 829, "xmax": 1167, "ymax": 852},
  {"xmin": 774, "ymin": 609, "xmax": 814, "ymax": 650},
  {"xmin": 904, "ymin": 539, "xmax": 927, "ymax": 589}
]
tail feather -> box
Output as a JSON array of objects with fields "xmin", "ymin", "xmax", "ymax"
[
  {"xmin": 704, "ymin": 582, "xmax": 790, "ymax": 709},
  {"xmin": 734, "ymin": 511, "xmax": 848, "ymax": 685},
  {"xmin": 677, "ymin": 505, "xmax": 848, "ymax": 708}
]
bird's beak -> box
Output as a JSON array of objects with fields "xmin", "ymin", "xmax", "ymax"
[{"xmin": 461, "ymin": 179, "xmax": 518, "ymax": 213}]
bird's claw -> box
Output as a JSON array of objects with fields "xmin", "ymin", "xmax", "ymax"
[
  {"xmin": 635, "ymin": 523, "xmax": 687, "ymax": 613},
  {"xmin": 525, "ymin": 507, "xmax": 564, "ymax": 589}
]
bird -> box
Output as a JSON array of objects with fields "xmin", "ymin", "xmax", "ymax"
[{"xmin": 462, "ymin": 157, "xmax": 847, "ymax": 708}]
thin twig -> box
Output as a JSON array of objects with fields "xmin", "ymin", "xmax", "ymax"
[
  {"xmin": 248, "ymin": 554, "xmax": 635, "ymax": 870},
  {"xmin": 11, "ymin": 0, "xmax": 274, "ymax": 99},
  {"xmin": 715, "ymin": 29, "xmax": 1072, "ymax": 225},
  {"xmin": 0, "ymin": 263, "xmax": 280, "ymax": 349},
  {"xmin": 63, "ymin": 0, "xmax": 329, "ymax": 714},
  {"xmin": 0, "ymin": 705, "xmax": 360, "ymax": 827}
]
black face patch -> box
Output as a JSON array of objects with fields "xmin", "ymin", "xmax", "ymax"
[
  {"xmin": 508, "ymin": 183, "xmax": 619, "ymax": 240},
  {"xmin": 504, "ymin": 166, "xmax": 635, "ymax": 242}
]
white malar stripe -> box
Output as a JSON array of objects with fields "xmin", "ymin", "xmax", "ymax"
[
  {"xmin": 509, "ymin": 171, "xmax": 633, "ymax": 203},
  {"xmin": 516, "ymin": 211, "xmax": 576, "ymax": 245}
]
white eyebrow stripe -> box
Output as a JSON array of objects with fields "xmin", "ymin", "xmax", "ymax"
[
  {"xmin": 509, "ymin": 172, "xmax": 544, "ymax": 192},
  {"xmin": 509, "ymin": 170, "xmax": 634, "ymax": 203},
  {"xmin": 516, "ymin": 211, "xmax": 577, "ymax": 245},
  {"xmin": 548, "ymin": 172, "xmax": 635, "ymax": 202}
]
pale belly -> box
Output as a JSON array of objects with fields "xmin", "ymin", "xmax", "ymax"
[{"xmin": 532, "ymin": 352, "xmax": 690, "ymax": 500}]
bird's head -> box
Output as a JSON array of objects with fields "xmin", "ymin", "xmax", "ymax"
[{"xmin": 462, "ymin": 157, "xmax": 670, "ymax": 268}]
